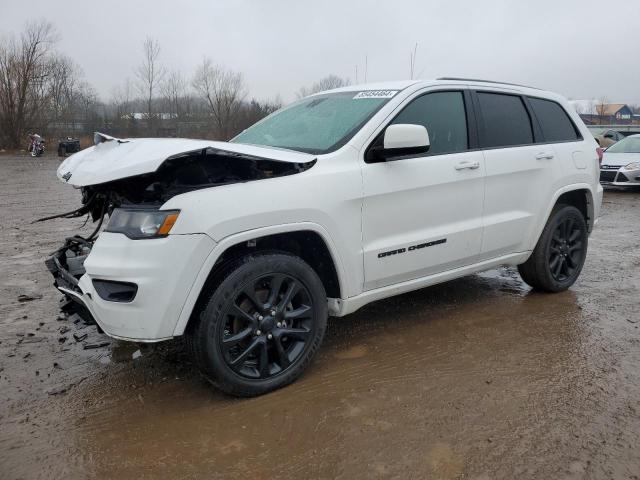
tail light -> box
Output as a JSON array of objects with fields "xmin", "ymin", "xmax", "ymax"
[{"xmin": 596, "ymin": 147, "xmax": 604, "ymax": 165}]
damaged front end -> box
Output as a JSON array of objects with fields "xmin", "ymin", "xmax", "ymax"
[
  {"xmin": 45, "ymin": 236, "xmax": 94, "ymax": 316},
  {"xmin": 42, "ymin": 134, "xmax": 317, "ymax": 333}
]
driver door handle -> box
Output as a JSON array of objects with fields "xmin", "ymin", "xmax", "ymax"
[{"xmin": 454, "ymin": 161, "xmax": 480, "ymax": 170}]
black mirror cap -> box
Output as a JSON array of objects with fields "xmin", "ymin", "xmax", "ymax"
[{"xmin": 367, "ymin": 144, "xmax": 430, "ymax": 162}]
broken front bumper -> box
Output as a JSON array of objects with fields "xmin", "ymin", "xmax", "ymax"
[{"xmin": 47, "ymin": 232, "xmax": 216, "ymax": 342}]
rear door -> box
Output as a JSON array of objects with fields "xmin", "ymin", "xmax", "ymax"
[
  {"xmin": 361, "ymin": 89, "xmax": 486, "ymax": 290},
  {"xmin": 474, "ymin": 91, "xmax": 573, "ymax": 258}
]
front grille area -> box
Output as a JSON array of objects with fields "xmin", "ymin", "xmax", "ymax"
[
  {"xmin": 617, "ymin": 172, "xmax": 629, "ymax": 182},
  {"xmin": 600, "ymin": 170, "xmax": 617, "ymax": 182}
]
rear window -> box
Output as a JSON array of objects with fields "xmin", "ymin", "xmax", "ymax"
[
  {"xmin": 477, "ymin": 92, "xmax": 533, "ymax": 148},
  {"xmin": 528, "ymin": 97, "xmax": 580, "ymax": 142}
]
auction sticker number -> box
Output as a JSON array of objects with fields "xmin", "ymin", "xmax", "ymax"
[{"xmin": 353, "ymin": 90, "xmax": 398, "ymax": 99}]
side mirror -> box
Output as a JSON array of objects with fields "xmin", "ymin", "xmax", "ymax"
[
  {"xmin": 384, "ymin": 124, "xmax": 430, "ymax": 151},
  {"xmin": 365, "ymin": 124, "xmax": 431, "ymax": 162}
]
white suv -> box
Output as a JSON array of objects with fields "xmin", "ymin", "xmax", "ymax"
[{"xmin": 48, "ymin": 78, "xmax": 603, "ymax": 396}]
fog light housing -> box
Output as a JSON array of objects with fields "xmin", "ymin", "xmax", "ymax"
[{"xmin": 92, "ymin": 279, "xmax": 138, "ymax": 303}]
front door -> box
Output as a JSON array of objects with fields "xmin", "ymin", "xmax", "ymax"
[{"xmin": 361, "ymin": 90, "xmax": 485, "ymax": 291}]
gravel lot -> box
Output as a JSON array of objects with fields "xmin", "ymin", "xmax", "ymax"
[{"xmin": 1, "ymin": 154, "xmax": 639, "ymax": 479}]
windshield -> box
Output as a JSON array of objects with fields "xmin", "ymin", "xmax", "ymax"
[
  {"xmin": 606, "ymin": 136, "xmax": 640, "ymax": 153},
  {"xmin": 231, "ymin": 91, "xmax": 398, "ymax": 154}
]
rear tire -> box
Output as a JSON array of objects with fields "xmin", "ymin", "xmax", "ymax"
[
  {"xmin": 187, "ymin": 253, "xmax": 327, "ymax": 397},
  {"xmin": 518, "ymin": 204, "xmax": 588, "ymax": 292}
]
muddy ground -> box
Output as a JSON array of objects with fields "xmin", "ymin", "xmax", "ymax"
[{"xmin": 0, "ymin": 154, "xmax": 639, "ymax": 480}]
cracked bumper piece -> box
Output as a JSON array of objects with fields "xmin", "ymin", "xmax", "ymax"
[{"xmin": 60, "ymin": 232, "xmax": 215, "ymax": 342}]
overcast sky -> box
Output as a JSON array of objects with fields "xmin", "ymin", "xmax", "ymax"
[{"xmin": 2, "ymin": 0, "xmax": 639, "ymax": 104}]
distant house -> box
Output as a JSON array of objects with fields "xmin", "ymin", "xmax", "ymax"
[
  {"xmin": 595, "ymin": 104, "xmax": 633, "ymax": 124},
  {"xmin": 570, "ymin": 101, "xmax": 634, "ymax": 125}
]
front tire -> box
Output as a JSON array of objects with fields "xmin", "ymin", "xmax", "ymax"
[
  {"xmin": 187, "ymin": 253, "xmax": 328, "ymax": 397},
  {"xmin": 518, "ymin": 205, "xmax": 588, "ymax": 292}
]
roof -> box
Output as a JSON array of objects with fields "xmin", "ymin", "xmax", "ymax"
[
  {"xmin": 596, "ymin": 103, "xmax": 629, "ymax": 116},
  {"xmin": 321, "ymin": 78, "xmax": 548, "ymax": 97}
]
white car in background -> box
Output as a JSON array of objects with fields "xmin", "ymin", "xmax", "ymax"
[
  {"xmin": 47, "ymin": 78, "xmax": 602, "ymax": 396},
  {"xmin": 599, "ymin": 134, "xmax": 640, "ymax": 186}
]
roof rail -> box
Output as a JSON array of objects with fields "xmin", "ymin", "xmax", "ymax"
[{"xmin": 437, "ymin": 77, "xmax": 541, "ymax": 90}]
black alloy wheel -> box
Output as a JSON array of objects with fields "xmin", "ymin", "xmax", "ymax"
[
  {"xmin": 221, "ymin": 273, "xmax": 314, "ymax": 379},
  {"xmin": 187, "ymin": 253, "xmax": 327, "ymax": 397},
  {"xmin": 548, "ymin": 216, "xmax": 584, "ymax": 282},
  {"xmin": 518, "ymin": 204, "xmax": 588, "ymax": 292}
]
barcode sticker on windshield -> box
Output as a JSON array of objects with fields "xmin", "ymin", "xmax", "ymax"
[{"xmin": 353, "ymin": 90, "xmax": 398, "ymax": 99}]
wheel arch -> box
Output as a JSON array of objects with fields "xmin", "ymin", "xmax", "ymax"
[
  {"xmin": 537, "ymin": 184, "xmax": 595, "ymax": 241},
  {"xmin": 173, "ymin": 223, "xmax": 347, "ymax": 336}
]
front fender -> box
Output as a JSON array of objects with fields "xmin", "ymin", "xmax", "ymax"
[{"xmin": 171, "ymin": 222, "xmax": 351, "ymax": 336}]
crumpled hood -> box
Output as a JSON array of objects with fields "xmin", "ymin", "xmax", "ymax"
[{"xmin": 57, "ymin": 133, "xmax": 316, "ymax": 187}]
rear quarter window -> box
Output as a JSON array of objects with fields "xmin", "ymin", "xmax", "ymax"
[{"xmin": 528, "ymin": 97, "xmax": 581, "ymax": 142}]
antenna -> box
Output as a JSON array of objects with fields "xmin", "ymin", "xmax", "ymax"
[
  {"xmin": 410, "ymin": 43, "xmax": 418, "ymax": 79},
  {"xmin": 364, "ymin": 55, "xmax": 368, "ymax": 83}
]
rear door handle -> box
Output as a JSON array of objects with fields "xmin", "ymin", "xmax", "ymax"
[
  {"xmin": 535, "ymin": 152, "xmax": 554, "ymax": 160},
  {"xmin": 454, "ymin": 161, "xmax": 480, "ymax": 170}
]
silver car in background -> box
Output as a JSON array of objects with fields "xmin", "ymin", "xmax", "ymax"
[{"xmin": 600, "ymin": 134, "xmax": 640, "ymax": 187}]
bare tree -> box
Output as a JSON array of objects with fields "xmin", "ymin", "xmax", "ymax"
[
  {"xmin": 46, "ymin": 54, "xmax": 82, "ymax": 135},
  {"xmin": 596, "ymin": 97, "xmax": 608, "ymax": 125},
  {"xmin": 110, "ymin": 78, "xmax": 134, "ymax": 119},
  {"xmin": 109, "ymin": 78, "xmax": 139, "ymax": 136},
  {"xmin": 0, "ymin": 20, "xmax": 58, "ymax": 148},
  {"xmin": 192, "ymin": 58, "xmax": 246, "ymax": 139},
  {"xmin": 72, "ymin": 81, "xmax": 100, "ymax": 132},
  {"xmin": 135, "ymin": 37, "xmax": 165, "ymax": 129},
  {"xmin": 296, "ymin": 74, "xmax": 351, "ymax": 99},
  {"xmin": 161, "ymin": 70, "xmax": 187, "ymax": 120}
]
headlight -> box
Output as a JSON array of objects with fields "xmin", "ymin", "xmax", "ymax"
[
  {"xmin": 105, "ymin": 208, "xmax": 180, "ymax": 239},
  {"xmin": 623, "ymin": 162, "xmax": 640, "ymax": 170}
]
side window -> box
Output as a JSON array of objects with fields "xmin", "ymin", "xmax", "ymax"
[
  {"xmin": 390, "ymin": 91, "xmax": 468, "ymax": 155},
  {"xmin": 477, "ymin": 92, "xmax": 533, "ymax": 148},
  {"xmin": 528, "ymin": 97, "xmax": 580, "ymax": 142}
]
